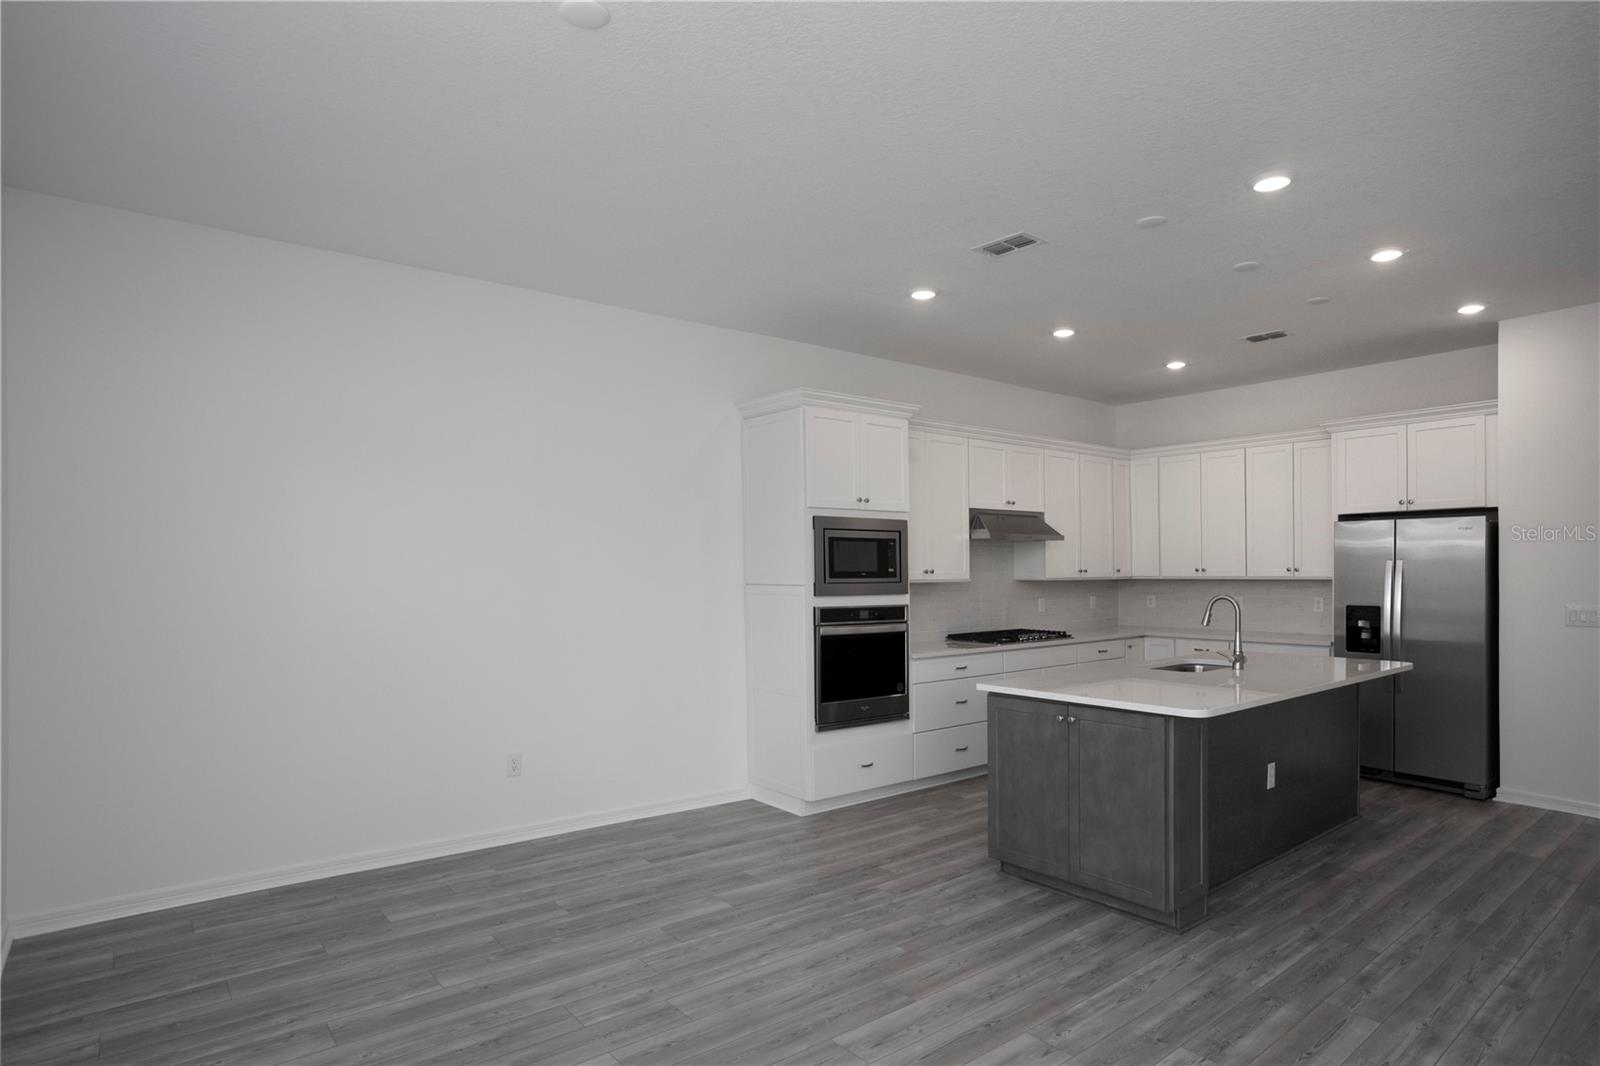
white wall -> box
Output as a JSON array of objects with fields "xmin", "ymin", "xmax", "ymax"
[
  {"xmin": 1496, "ymin": 303, "xmax": 1600, "ymax": 817},
  {"xmin": 1, "ymin": 190, "xmax": 1115, "ymax": 929},
  {"xmin": 1114, "ymin": 346, "xmax": 1498, "ymax": 448}
]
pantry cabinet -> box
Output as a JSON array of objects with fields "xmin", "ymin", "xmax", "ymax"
[
  {"xmin": 804, "ymin": 406, "xmax": 909, "ymax": 512},
  {"xmin": 908, "ymin": 430, "xmax": 971, "ymax": 582},
  {"xmin": 970, "ymin": 440, "xmax": 1045, "ymax": 511},
  {"xmin": 1245, "ymin": 440, "xmax": 1332, "ymax": 578},
  {"xmin": 1331, "ymin": 412, "xmax": 1488, "ymax": 515}
]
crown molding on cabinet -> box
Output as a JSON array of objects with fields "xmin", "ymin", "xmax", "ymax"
[
  {"xmin": 1319, "ymin": 400, "xmax": 1498, "ymax": 434},
  {"xmin": 911, "ymin": 419, "xmax": 1128, "ymax": 461},
  {"xmin": 1128, "ymin": 427, "xmax": 1331, "ymax": 459},
  {"xmin": 738, "ymin": 388, "xmax": 921, "ymax": 421}
]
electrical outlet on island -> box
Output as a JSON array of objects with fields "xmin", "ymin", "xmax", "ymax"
[{"xmin": 506, "ymin": 753, "xmax": 523, "ymax": 778}]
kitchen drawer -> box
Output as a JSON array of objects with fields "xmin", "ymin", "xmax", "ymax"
[
  {"xmin": 1245, "ymin": 641, "xmax": 1331, "ymax": 656},
  {"xmin": 1078, "ymin": 641, "xmax": 1124, "ymax": 663},
  {"xmin": 812, "ymin": 734, "xmax": 914, "ymax": 800},
  {"xmin": 912, "ymin": 676, "xmax": 985, "ymax": 732},
  {"xmin": 915, "ymin": 723, "xmax": 988, "ymax": 778},
  {"xmin": 1001, "ymin": 645, "xmax": 1080, "ymax": 672},
  {"xmin": 911, "ymin": 652, "xmax": 1004, "ymax": 685},
  {"xmin": 1176, "ymin": 638, "xmax": 1233, "ymax": 656}
]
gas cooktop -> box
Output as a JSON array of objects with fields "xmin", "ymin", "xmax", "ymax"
[{"xmin": 946, "ymin": 628, "xmax": 1073, "ymax": 646}]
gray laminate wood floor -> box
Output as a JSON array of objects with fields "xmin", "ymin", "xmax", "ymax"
[{"xmin": 3, "ymin": 779, "xmax": 1596, "ymax": 1065}]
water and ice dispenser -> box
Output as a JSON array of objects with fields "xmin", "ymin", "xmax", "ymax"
[{"xmin": 1344, "ymin": 604, "xmax": 1381, "ymax": 654}]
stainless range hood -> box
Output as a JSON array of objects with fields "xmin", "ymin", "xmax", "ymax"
[{"xmin": 968, "ymin": 509, "xmax": 1064, "ymax": 541}]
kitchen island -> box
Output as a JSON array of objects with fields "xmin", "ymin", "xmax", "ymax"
[{"xmin": 978, "ymin": 652, "xmax": 1412, "ymax": 931}]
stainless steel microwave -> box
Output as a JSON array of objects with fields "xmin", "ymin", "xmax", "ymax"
[{"xmin": 813, "ymin": 516, "xmax": 908, "ymax": 596}]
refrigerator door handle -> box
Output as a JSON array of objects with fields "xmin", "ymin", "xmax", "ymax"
[
  {"xmin": 1381, "ymin": 559, "xmax": 1394, "ymax": 661},
  {"xmin": 1393, "ymin": 559, "xmax": 1405, "ymax": 692}
]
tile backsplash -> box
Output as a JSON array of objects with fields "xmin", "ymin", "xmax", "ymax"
[
  {"xmin": 1116, "ymin": 579, "xmax": 1333, "ymax": 636},
  {"xmin": 908, "ymin": 542, "xmax": 1119, "ymax": 643},
  {"xmin": 909, "ymin": 542, "xmax": 1333, "ymax": 644}
]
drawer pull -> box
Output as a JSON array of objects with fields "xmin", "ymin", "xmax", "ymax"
[
  {"xmin": 859, "ymin": 761, "xmax": 875, "ymax": 768},
  {"xmin": 955, "ymin": 746, "xmax": 969, "ymax": 753},
  {"xmin": 954, "ymin": 698, "xmax": 969, "ymax": 705},
  {"xmin": 1096, "ymin": 648, "xmax": 1109, "ymax": 654},
  {"xmin": 954, "ymin": 665, "xmax": 968, "ymax": 671}
]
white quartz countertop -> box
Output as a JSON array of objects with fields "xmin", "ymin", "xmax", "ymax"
[
  {"xmin": 909, "ymin": 626, "xmax": 1332, "ymax": 661},
  {"xmin": 976, "ymin": 652, "xmax": 1411, "ymax": 718}
]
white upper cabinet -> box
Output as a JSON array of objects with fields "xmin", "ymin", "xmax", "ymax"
[
  {"xmin": 1294, "ymin": 440, "xmax": 1334, "ymax": 577},
  {"xmin": 1333, "ymin": 425, "xmax": 1409, "ymax": 513},
  {"xmin": 1246, "ymin": 440, "xmax": 1332, "ymax": 578},
  {"xmin": 1078, "ymin": 455, "xmax": 1115, "ymax": 577},
  {"xmin": 1158, "ymin": 453, "xmax": 1203, "ymax": 576},
  {"xmin": 969, "ymin": 440, "xmax": 1044, "ymax": 511},
  {"xmin": 1129, "ymin": 456, "xmax": 1161, "ymax": 577},
  {"xmin": 804, "ymin": 406, "xmax": 908, "ymax": 511},
  {"xmin": 908, "ymin": 430, "xmax": 970, "ymax": 582},
  {"xmin": 1014, "ymin": 451, "xmax": 1080, "ymax": 580},
  {"xmin": 1332, "ymin": 412, "xmax": 1488, "ymax": 514},
  {"xmin": 1200, "ymin": 449, "xmax": 1247, "ymax": 577},
  {"xmin": 1159, "ymin": 449, "xmax": 1245, "ymax": 576},
  {"xmin": 1111, "ymin": 459, "xmax": 1132, "ymax": 578},
  {"xmin": 1407, "ymin": 417, "xmax": 1484, "ymax": 510},
  {"xmin": 1485, "ymin": 413, "xmax": 1499, "ymax": 506},
  {"xmin": 1246, "ymin": 444, "xmax": 1296, "ymax": 577}
]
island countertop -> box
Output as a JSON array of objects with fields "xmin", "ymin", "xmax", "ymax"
[{"xmin": 976, "ymin": 651, "xmax": 1411, "ymax": 718}]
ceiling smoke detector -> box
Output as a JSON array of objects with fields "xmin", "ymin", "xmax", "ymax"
[
  {"xmin": 1244, "ymin": 330, "xmax": 1290, "ymax": 343},
  {"xmin": 973, "ymin": 232, "xmax": 1044, "ymax": 257}
]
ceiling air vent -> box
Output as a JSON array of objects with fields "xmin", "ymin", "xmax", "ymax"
[
  {"xmin": 1244, "ymin": 329, "xmax": 1290, "ymax": 343},
  {"xmin": 973, "ymin": 232, "xmax": 1044, "ymax": 257}
]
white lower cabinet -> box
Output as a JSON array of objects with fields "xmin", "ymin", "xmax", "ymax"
[
  {"xmin": 1143, "ymin": 637, "xmax": 1176, "ymax": 660},
  {"xmin": 911, "ymin": 675, "xmax": 987, "ymax": 732},
  {"xmin": 915, "ymin": 723, "xmax": 988, "ymax": 778},
  {"xmin": 1176, "ymin": 638, "xmax": 1233, "ymax": 657},
  {"xmin": 1077, "ymin": 640, "xmax": 1124, "ymax": 663},
  {"xmin": 812, "ymin": 734, "xmax": 915, "ymax": 800}
]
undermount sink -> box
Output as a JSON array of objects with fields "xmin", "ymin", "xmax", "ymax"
[{"xmin": 1152, "ymin": 659, "xmax": 1235, "ymax": 673}]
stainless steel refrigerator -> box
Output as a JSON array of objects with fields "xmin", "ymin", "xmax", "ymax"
[{"xmin": 1333, "ymin": 510, "xmax": 1497, "ymax": 799}]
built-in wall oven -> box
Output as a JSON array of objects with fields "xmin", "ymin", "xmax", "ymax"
[
  {"xmin": 813, "ymin": 516, "xmax": 907, "ymax": 596},
  {"xmin": 814, "ymin": 605, "xmax": 909, "ymax": 731}
]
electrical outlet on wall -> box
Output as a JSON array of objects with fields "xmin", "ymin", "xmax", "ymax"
[
  {"xmin": 1266, "ymin": 762, "xmax": 1276, "ymax": 790},
  {"xmin": 1037, "ymin": 597, "xmax": 1047, "ymax": 615},
  {"xmin": 1313, "ymin": 597, "xmax": 1325, "ymax": 613},
  {"xmin": 1565, "ymin": 605, "xmax": 1600, "ymax": 628},
  {"xmin": 1146, "ymin": 595, "xmax": 1156, "ymax": 608},
  {"xmin": 1089, "ymin": 594, "xmax": 1097, "ymax": 609},
  {"xmin": 506, "ymin": 753, "xmax": 523, "ymax": 778}
]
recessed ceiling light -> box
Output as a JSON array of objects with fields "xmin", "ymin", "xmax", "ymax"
[
  {"xmin": 1370, "ymin": 248, "xmax": 1405, "ymax": 263},
  {"xmin": 559, "ymin": 0, "xmax": 611, "ymax": 28},
  {"xmin": 1135, "ymin": 216, "xmax": 1169, "ymax": 229},
  {"xmin": 1457, "ymin": 303, "xmax": 1487, "ymax": 315},
  {"xmin": 1166, "ymin": 360, "xmax": 1187, "ymax": 371},
  {"xmin": 1305, "ymin": 296, "xmax": 1332, "ymax": 305},
  {"xmin": 1252, "ymin": 174, "xmax": 1292, "ymax": 193},
  {"xmin": 1052, "ymin": 328, "xmax": 1076, "ymax": 339},
  {"xmin": 910, "ymin": 289, "xmax": 937, "ymax": 301},
  {"xmin": 1233, "ymin": 261, "xmax": 1262, "ymax": 272}
]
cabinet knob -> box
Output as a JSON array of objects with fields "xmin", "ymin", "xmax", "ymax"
[
  {"xmin": 856, "ymin": 497, "xmax": 863, "ymax": 503},
  {"xmin": 859, "ymin": 761, "xmax": 875, "ymax": 768},
  {"xmin": 1406, "ymin": 499, "xmax": 1415, "ymax": 505},
  {"xmin": 1056, "ymin": 715, "xmax": 1065, "ymax": 722},
  {"xmin": 1398, "ymin": 499, "xmax": 1405, "ymax": 505},
  {"xmin": 1293, "ymin": 567, "xmax": 1300, "ymax": 572},
  {"xmin": 955, "ymin": 745, "xmax": 969, "ymax": 753},
  {"xmin": 1286, "ymin": 567, "xmax": 1293, "ymax": 572},
  {"xmin": 1068, "ymin": 716, "xmax": 1077, "ymax": 723},
  {"xmin": 865, "ymin": 497, "xmax": 871, "ymax": 503},
  {"xmin": 1202, "ymin": 568, "xmax": 1208, "ymax": 573}
]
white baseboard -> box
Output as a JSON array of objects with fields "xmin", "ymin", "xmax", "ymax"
[
  {"xmin": 8, "ymin": 786, "xmax": 752, "ymax": 940},
  {"xmin": 1496, "ymin": 788, "xmax": 1600, "ymax": 820},
  {"xmin": 751, "ymin": 768, "xmax": 985, "ymax": 817}
]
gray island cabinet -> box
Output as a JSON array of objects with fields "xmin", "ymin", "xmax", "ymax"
[{"xmin": 980, "ymin": 652, "xmax": 1412, "ymax": 931}]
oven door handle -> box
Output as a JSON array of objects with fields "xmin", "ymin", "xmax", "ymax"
[{"xmin": 817, "ymin": 624, "xmax": 908, "ymax": 637}]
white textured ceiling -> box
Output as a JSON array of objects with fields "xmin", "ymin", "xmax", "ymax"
[{"xmin": 5, "ymin": 2, "xmax": 1596, "ymax": 402}]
